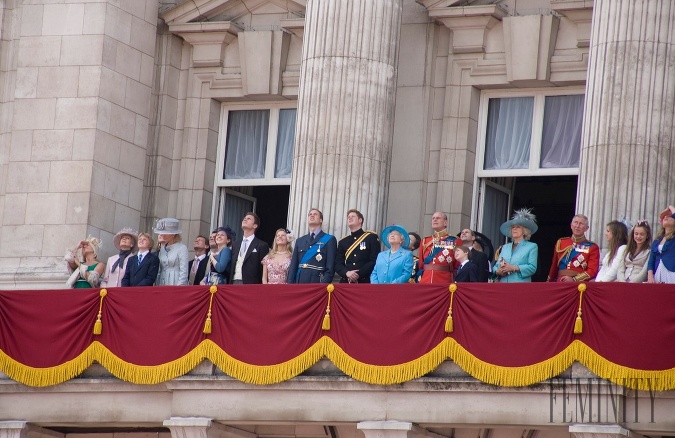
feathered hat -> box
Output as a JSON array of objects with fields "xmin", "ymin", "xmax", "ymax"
[{"xmin": 499, "ymin": 208, "xmax": 538, "ymax": 237}]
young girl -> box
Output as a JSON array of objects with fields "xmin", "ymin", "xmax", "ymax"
[
  {"xmin": 595, "ymin": 220, "xmax": 628, "ymax": 282},
  {"xmin": 262, "ymin": 229, "xmax": 294, "ymax": 284},
  {"xmin": 617, "ymin": 221, "xmax": 651, "ymax": 283}
]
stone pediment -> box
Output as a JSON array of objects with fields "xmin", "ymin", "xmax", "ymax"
[{"xmin": 161, "ymin": 0, "xmax": 305, "ymax": 25}]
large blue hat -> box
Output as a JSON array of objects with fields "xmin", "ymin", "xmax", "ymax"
[
  {"xmin": 381, "ymin": 224, "xmax": 410, "ymax": 249},
  {"xmin": 499, "ymin": 208, "xmax": 538, "ymax": 237}
]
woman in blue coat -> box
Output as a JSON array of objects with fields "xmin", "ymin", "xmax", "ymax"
[
  {"xmin": 371, "ymin": 225, "xmax": 414, "ymax": 284},
  {"xmin": 492, "ymin": 208, "xmax": 539, "ymax": 282}
]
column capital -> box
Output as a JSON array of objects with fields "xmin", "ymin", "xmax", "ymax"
[
  {"xmin": 164, "ymin": 418, "xmax": 258, "ymax": 438},
  {"xmin": 569, "ymin": 424, "xmax": 647, "ymax": 438},
  {"xmin": 0, "ymin": 422, "xmax": 64, "ymax": 438},
  {"xmin": 357, "ymin": 421, "xmax": 445, "ymax": 438}
]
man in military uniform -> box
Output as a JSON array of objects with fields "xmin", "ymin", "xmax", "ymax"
[
  {"xmin": 547, "ymin": 214, "xmax": 600, "ymax": 282},
  {"xmin": 419, "ymin": 212, "xmax": 462, "ymax": 283},
  {"xmin": 335, "ymin": 209, "xmax": 380, "ymax": 283},
  {"xmin": 288, "ymin": 208, "xmax": 337, "ymax": 284}
]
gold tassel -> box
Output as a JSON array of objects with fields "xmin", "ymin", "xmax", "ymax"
[
  {"xmin": 203, "ymin": 285, "xmax": 218, "ymax": 334},
  {"xmin": 322, "ymin": 284, "xmax": 334, "ymax": 331},
  {"xmin": 574, "ymin": 283, "xmax": 586, "ymax": 334},
  {"xmin": 93, "ymin": 289, "xmax": 107, "ymax": 335},
  {"xmin": 445, "ymin": 284, "xmax": 457, "ymax": 333}
]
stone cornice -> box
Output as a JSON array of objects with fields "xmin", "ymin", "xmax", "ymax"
[
  {"xmin": 551, "ymin": 0, "xmax": 594, "ymax": 48},
  {"xmin": 168, "ymin": 22, "xmax": 242, "ymax": 67}
]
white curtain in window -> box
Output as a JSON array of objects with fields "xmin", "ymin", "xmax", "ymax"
[
  {"xmin": 219, "ymin": 190, "xmax": 254, "ymax": 236},
  {"xmin": 482, "ymin": 184, "xmax": 511, "ymax": 251},
  {"xmin": 275, "ymin": 109, "xmax": 296, "ymax": 178},
  {"xmin": 540, "ymin": 95, "xmax": 584, "ymax": 168},
  {"xmin": 484, "ymin": 97, "xmax": 534, "ymax": 170},
  {"xmin": 224, "ymin": 110, "xmax": 269, "ymax": 179}
]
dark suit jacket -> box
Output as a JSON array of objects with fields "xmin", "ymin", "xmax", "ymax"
[
  {"xmin": 188, "ymin": 254, "xmax": 209, "ymax": 285},
  {"xmin": 335, "ymin": 229, "xmax": 380, "ymax": 283},
  {"xmin": 469, "ymin": 248, "xmax": 490, "ymax": 282},
  {"xmin": 454, "ymin": 260, "xmax": 478, "ymax": 283},
  {"xmin": 229, "ymin": 236, "xmax": 269, "ymax": 284},
  {"xmin": 288, "ymin": 231, "xmax": 338, "ymax": 284},
  {"xmin": 121, "ymin": 252, "xmax": 160, "ymax": 286}
]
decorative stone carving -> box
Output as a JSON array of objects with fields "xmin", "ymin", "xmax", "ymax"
[{"xmin": 503, "ymin": 15, "xmax": 560, "ymax": 86}]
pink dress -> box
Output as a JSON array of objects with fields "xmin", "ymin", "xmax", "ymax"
[{"xmin": 262, "ymin": 254, "xmax": 291, "ymax": 284}]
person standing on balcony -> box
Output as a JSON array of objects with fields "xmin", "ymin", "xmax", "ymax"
[
  {"xmin": 154, "ymin": 218, "xmax": 189, "ymax": 286},
  {"xmin": 547, "ymin": 214, "xmax": 599, "ymax": 282},
  {"xmin": 493, "ymin": 209, "xmax": 539, "ymax": 283},
  {"xmin": 335, "ymin": 209, "xmax": 380, "ymax": 283},
  {"xmin": 230, "ymin": 213, "xmax": 269, "ymax": 284},
  {"xmin": 418, "ymin": 212, "xmax": 462, "ymax": 283},
  {"xmin": 288, "ymin": 208, "xmax": 337, "ymax": 284},
  {"xmin": 648, "ymin": 206, "xmax": 675, "ymax": 284},
  {"xmin": 101, "ymin": 228, "xmax": 138, "ymax": 288}
]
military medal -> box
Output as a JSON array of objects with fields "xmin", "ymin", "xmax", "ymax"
[{"xmin": 316, "ymin": 254, "xmax": 323, "ymax": 262}]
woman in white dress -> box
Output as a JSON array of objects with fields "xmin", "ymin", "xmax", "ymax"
[
  {"xmin": 617, "ymin": 220, "xmax": 651, "ymax": 283},
  {"xmin": 595, "ymin": 220, "xmax": 628, "ymax": 282},
  {"xmin": 154, "ymin": 218, "xmax": 189, "ymax": 286}
]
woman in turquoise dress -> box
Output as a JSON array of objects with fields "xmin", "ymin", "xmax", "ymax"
[
  {"xmin": 64, "ymin": 236, "xmax": 105, "ymax": 288},
  {"xmin": 492, "ymin": 208, "xmax": 539, "ymax": 283},
  {"xmin": 371, "ymin": 225, "xmax": 414, "ymax": 284}
]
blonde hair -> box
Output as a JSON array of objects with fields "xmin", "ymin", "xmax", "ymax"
[
  {"xmin": 269, "ymin": 228, "xmax": 293, "ymax": 256},
  {"xmin": 138, "ymin": 233, "xmax": 154, "ymax": 249}
]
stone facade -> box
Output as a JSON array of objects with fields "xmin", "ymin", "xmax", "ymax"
[{"xmin": 0, "ymin": 0, "xmax": 672, "ymax": 288}]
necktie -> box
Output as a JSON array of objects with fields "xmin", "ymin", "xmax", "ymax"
[
  {"xmin": 240, "ymin": 239, "xmax": 248, "ymax": 257},
  {"xmin": 138, "ymin": 253, "xmax": 143, "ymax": 264},
  {"xmin": 310, "ymin": 233, "xmax": 315, "ymax": 242}
]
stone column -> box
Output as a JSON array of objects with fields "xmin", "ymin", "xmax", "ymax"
[
  {"xmin": 0, "ymin": 422, "xmax": 63, "ymax": 438},
  {"xmin": 288, "ymin": 0, "xmax": 402, "ymax": 236},
  {"xmin": 577, "ymin": 0, "xmax": 675, "ymax": 242},
  {"xmin": 570, "ymin": 424, "xmax": 646, "ymax": 438},
  {"xmin": 164, "ymin": 417, "xmax": 257, "ymax": 438},
  {"xmin": 358, "ymin": 421, "xmax": 445, "ymax": 438}
]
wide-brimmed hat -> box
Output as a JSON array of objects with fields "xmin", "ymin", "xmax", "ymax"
[
  {"xmin": 153, "ymin": 218, "xmax": 182, "ymax": 235},
  {"xmin": 499, "ymin": 208, "xmax": 538, "ymax": 237},
  {"xmin": 658, "ymin": 205, "xmax": 675, "ymax": 223},
  {"xmin": 381, "ymin": 224, "xmax": 410, "ymax": 249},
  {"xmin": 113, "ymin": 227, "xmax": 138, "ymax": 250}
]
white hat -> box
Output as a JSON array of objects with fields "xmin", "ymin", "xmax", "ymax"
[{"xmin": 153, "ymin": 218, "xmax": 182, "ymax": 235}]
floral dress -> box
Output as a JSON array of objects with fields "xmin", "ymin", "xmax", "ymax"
[{"xmin": 262, "ymin": 254, "xmax": 292, "ymax": 284}]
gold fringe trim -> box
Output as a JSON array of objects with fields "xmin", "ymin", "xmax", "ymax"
[{"xmin": 4, "ymin": 338, "xmax": 675, "ymax": 390}]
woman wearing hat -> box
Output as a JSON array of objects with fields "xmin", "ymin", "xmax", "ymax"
[
  {"xmin": 648, "ymin": 206, "xmax": 675, "ymax": 283},
  {"xmin": 64, "ymin": 236, "xmax": 105, "ymax": 288},
  {"xmin": 371, "ymin": 225, "xmax": 414, "ymax": 284},
  {"xmin": 492, "ymin": 208, "xmax": 538, "ymax": 282},
  {"xmin": 101, "ymin": 228, "xmax": 138, "ymax": 288},
  {"xmin": 154, "ymin": 218, "xmax": 189, "ymax": 286}
]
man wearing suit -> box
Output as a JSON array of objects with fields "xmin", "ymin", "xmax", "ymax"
[
  {"xmin": 288, "ymin": 208, "xmax": 338, "ymax": 284},
  {"xmin": 459, "ymin": 228, "xmax": 490, "ymax": 282},
  {"xmin": 122, "ymin": 233, "xmax": 160, "ymax": 286},
  {"xmin": 188, "ymin": 235, "xmax": 209, "ymax": 285},
  {"xmin": 229, "ymin": 212, "xmax": 270, "ymax": 284},
  {"xmin": 454, "ymin": 245, "xmax": 478, "ymax": 283}
]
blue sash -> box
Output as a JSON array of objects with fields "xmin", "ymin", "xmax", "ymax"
[
  {"xmin": 424, "ymin": 237, "xmax": 455, "ymax": 265},
  {"xmin": 297, "ymin": 233, "xmax": 332, "ymax": 279}
]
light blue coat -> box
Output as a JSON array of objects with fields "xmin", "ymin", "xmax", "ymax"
[
  {"xmin": 492, "ymin": 240, "xmax": 538, "ymax": 283},
  {"xmin": 371, "ymin": 249, "xmax": 414, "ymax": 284}
]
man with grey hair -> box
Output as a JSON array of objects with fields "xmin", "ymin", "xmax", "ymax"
[
  {"xmin": 547, "ymin": 214, "xmax": 600, "ymax": 282},
  {"xmin": 419, "ymin": 211, "xmax": 462, "ymax": 284}
]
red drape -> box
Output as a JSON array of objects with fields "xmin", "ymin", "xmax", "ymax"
[{"xmin": 1, "ymin": 283, "xmax": 675, "ymax": 387}]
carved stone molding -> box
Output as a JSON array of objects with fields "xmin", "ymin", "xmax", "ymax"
[
  {"xmin": 503, "ymin": 14, "xmax": 560, "ymax": 86},
  {"xmin": 551, "ymin": 0, "xmax": 594, "ymax": 48},
  {"xmin": 419, "ymin": 4, "xmax": 508, "ymax": 54},
  {"xmin": 168, "ymin": 22, "xmax": 241, "ymax": 67}
]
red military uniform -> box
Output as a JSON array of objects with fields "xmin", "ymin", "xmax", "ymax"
[
  {"xmin": 419, "ymin": 230, "xmax": 461, "ymax": 283},
  {"xmin": 547, "ymin": 236, "xmax": 600, "ymax": 282}
]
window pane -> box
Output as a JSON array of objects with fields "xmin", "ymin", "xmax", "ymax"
[
  {"xmin": 223, "ymin": 110, "xmax": 269, "ymax": 179},
  {"xmin": 274, "ymin": 109, "xmax": 296, "ymax": 178},
  {"xmin": 484, "ymin": 97, "xmax": 534, "ymax": 170},
  {"xmin": 540, "ymin": 95, "xmax": 584, "ymax": 168},
  {"xmin": 482, "ymin": 183, "xmax": 510, "ymax": 251},
  {"xmin": 220, "ymin": 190, "xmax": 254, "ymax": 233}
]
